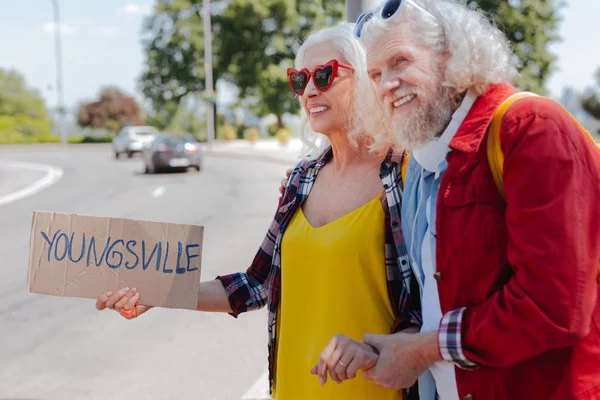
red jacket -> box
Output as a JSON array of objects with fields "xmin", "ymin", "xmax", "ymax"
[{"xmin": 437, "ymin": 82, "xmax": 600, "ymax": 399}]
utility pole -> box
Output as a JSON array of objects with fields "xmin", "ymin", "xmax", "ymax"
[
  {"xmin": 202, "ymin": 0, "xmax": 215, "ymax": 149},
  {"xmin": 50, "ymin": 0, "xmax": 66, "ymax": 144},
  {"xmin": 345, "ymin": 0, "xmax": 380, "ymax": 22}
]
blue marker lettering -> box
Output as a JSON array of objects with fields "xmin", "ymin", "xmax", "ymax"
[
  {"xmin": 125, "ymin": 240, "xmax": 139, "ymax": 269},
  {"xmin": 67, "ymin": 232, "xmax": 86, "ymax": 263},
  {"xmin": 186, "ymin": 244, "xmax": 200, "ymax": 272},
  {"xmin": 106, "ymin": 239, "xmax": 124, "ymax": 269},
  {"xmin": 87, "ymin": 236, "xmax": 111, "ymax": 267},
  {"xmin": 54, "ymin": 233, "xmax": 69, "ymax": 261},
  {"xmin": 162, "ymin": 242, "xmax": 172, "ymax": 273},
  {"xmin": 175, "ymin": 242, "xmax": 186, "ymax": 274},
  {"xmin": 40, "ymin": 230, "xmax": 61, "ymax": 262},
  {"xmin": 141, "ymin": 240, "xmax": 162, "ymax": 271}
]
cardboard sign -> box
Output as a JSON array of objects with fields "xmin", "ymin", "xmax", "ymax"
[{"xmin": 27, "ymin": 211, "xmax": 204, "ymax": 310}]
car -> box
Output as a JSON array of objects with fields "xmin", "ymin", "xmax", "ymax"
[
  {"xmin": 143, "ymin": 133, "xmax": 203, "ymax": 174},
  {"xmin": 112, "ymin": 125, "xmax": 158, "ymax": 158}
]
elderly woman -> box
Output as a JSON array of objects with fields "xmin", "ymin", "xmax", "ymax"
[{"xmin": 95, "ymin": 23, "xmax": 420, "ymax": 400}]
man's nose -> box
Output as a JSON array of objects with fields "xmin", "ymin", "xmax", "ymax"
[{"xmin": 378, "ymin": 71, "xmax": 401, "ymax": 103}]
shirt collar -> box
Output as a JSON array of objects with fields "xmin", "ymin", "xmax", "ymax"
[{"xmin": 412, "ymin": 89, "xmax": 478, "ymax": 172}]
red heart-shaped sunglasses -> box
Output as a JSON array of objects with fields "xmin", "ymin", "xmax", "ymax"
[{"xmin": 287, "ymin": 60, "xmax": 355, "ymax": 96}]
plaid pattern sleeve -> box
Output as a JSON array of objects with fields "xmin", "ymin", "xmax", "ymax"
[
  {"xmin": 438, "ymin": 307, "xmax": 479, "ymax": 369},
  {"xmin": 382, "ymin": 148, "xmax": 423, "ymax": 333},
  {"xmin": 215, "ymin": 217, "xmax": 280, "ymax": 317}
]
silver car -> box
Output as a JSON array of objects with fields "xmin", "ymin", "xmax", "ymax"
[
  {"xmin": 112, "ymin": 125, "xmax": 158, "ymax": 158},
  {"xmin": 143, "ymin": 133, "xmax": 203, "ymax": 174}
]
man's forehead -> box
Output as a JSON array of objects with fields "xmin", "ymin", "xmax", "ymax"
[{"xmin": 367, "ymin": 36, "xmax": 417, "ymax": 66}]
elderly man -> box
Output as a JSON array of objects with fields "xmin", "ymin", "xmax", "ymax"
[{"xmin": 347, "ymin": 0, "xmax": 600, "ymax": 399}]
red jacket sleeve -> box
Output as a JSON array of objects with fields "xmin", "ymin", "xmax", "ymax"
[{"xmin": 460, "ymin": 97, "xmax": 600, "ymax": 367}]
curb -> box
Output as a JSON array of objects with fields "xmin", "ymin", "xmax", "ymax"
[{"xmin": 204, "ymin": 148, "xmax": 302, "ymax": 166}]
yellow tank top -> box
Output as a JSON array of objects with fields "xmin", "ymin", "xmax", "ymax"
[{"xmin": 273, "ymin": 191, "xmax": 402, "ymax": 400}]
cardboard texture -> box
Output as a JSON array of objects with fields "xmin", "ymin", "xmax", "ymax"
[{"xmin": 27, "ymin": 211, "xmax": 204, "ymax": 310}]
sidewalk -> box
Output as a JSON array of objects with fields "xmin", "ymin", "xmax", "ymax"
[{"xmin": 201, "ymin": 138, "xmax": 305, "ymax": 165}]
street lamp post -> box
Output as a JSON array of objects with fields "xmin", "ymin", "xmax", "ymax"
[
  {"xmin": 50, "ymin": 0, "xmax": 66, "ymax": 144},
  {"xmin": 202, "ymin": 0, "xmax": 215, "ymax": 149},
  {"xmin": 345, "ymin": 0, "xmax": 380, "ymax": 22}
]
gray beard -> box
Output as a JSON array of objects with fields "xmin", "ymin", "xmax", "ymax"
[{"xmin": 390, "ymin": 91, "xmax": 456, "ymax": 151}]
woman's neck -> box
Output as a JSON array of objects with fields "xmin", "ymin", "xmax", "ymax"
[{"xmin": 327, "ymin": 130, "xmax": 384, "ymax": 174}]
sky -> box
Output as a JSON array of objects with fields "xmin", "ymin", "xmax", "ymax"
[{"xmin": 0, "ymin": 0, "xmax": 598, "ymax": 116}]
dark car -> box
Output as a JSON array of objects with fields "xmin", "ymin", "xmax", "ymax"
[{"xmin": 143, "ymin": 133, "xmax": 202, "ymax": 174}]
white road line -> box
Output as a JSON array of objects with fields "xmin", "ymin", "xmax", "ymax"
[
  {"xmin": 242, "ymin": 370, "xmax": 271, "ymax": 400},
  {"xmin": 0, "ymin": 161, "xmax": 64, "ymax": 207},
  {"xmin": 152, "ymin": 186, "xmax": 166, "ymax": 198}
]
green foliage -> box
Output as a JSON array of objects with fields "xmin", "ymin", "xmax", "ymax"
[
  {"xmin": 472, "ymin": 0, "xmax": 563, "ymax": 94},
  {"xmin": 167, "ymin": 103, "xmax": 208, "ymax": 142},
  {"xmin": 581, "ymin": 68, "xmax": 600, "ymax": 127},
  {"xmin": 215, "ymin": 0, "xmax": 344, "ymax": 122},
  {"xmin": 139, "ymin": 0, "xmax": 223, "ymax": 128},
  {"xmin": 0, "ymin": 115, "xmax": 58, "ymax": 144},
  {"xmin": 0, "ymin": 69, "xmax": 50, "ymax": 120},
  {"xmin": 0, "ymin": 68, "xmax": 57, "ymax": 144},
  {"xmin": 267, "ymin": 121, "xmax": 284, "ymax": 137},
  {"xmin": 245, "ymin": 126, "xmax": 260, "ymax": 141},
  {"xmin": 275, "ymin": 126, "xmax": 291, "ymax": 144},
  {"xmin": 67, "ymin": 135, "xmax": 113, "ymax": 144},
  {"xmin": 139, "ymin": 0, "xmax": 563, "ymax": 125},
  {"xmin": 235, "ymin": 123, "xmax": 246, "ymax": 139},
  {"xmin": 222, "ymin": 123, "xmax": 236, "ymax": 140}
]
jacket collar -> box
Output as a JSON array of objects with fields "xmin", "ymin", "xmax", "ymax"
[{"xmin": 449, "ymin": 82, "xmax": 517, "ymax": 153}]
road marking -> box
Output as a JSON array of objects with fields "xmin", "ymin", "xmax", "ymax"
[
  {"xmin": 242, "ymin": 370, "xmax": 271, "ymax": 400},
  {"xmin": 152, "ymin": 186, "xmax": 165, "ymax": 198},
  {"xmin": 0, "ymin": 161, "xmax": 64, "ymax": 207}
]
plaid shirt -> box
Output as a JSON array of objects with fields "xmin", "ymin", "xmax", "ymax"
[{"xmin": 216, "ymin": 147, "xmax": 422, "ymax": 393}]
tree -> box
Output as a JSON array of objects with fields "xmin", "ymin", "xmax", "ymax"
[
  {"xmin": 138, "ymin": 0, "xmax": 224, "ymax": 129},
  {"xmin": 0, "ymin": 68, "xmax": 50, "ymax": 120},
  {"xmin": 0, "ymin": 68, "xmax": 56, "ymax": 144},
  {"xmin": 581, "ymin": 67, "xmax": 600, "ymax": 129},
  {"xmin": 77, "ymin": 87, "xmax": 144, "ymax": 134},
  {"xmin": 139, "ymin": 0, "xmax": 562, "ymax": 129},
  {"xmin": 472, "ymin": 0, "xmax": 563, "ymax": 94},
  {"xmin": 215, "ymin": 0, "xmax": 344, "ymax": 128}
]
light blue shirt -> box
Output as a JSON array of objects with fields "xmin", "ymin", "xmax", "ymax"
[{"xmin": 400, "ymin": 92, "xmax": 478, "ymax": 400}]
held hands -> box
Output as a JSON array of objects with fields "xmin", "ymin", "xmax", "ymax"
[
  {"xmin": 95, "ymin": 287, "xmax": 153, "ymax": 320},
  {"xmin": 310, "ymin": 334, "xmax": 379, "ymax": 386},
  {"xmin": 361, "ymin": 331, "xmax": 441, "ymax": 390}
]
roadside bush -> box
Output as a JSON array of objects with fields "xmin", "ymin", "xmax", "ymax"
[
  {"xmin": 245, "ymin": 126, "xmax": 259, "ymax": 142},
  {"xmin": 0, "ymin": 114, "xmax": 59, "ymax": 144},
  {"xmin": 235, "ymin": 124, "xmax": 246, "ymax": 140},
  {"xmin": 223, "ymin": 124, "xmax": 236, "ymax": 140},
  {"xmin": 68, "ymin": 135, "xmax": 113, "ymax": 144}
]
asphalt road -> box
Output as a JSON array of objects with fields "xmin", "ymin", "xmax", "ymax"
[{"xmin": 0, "ymin": 145, "xmax": 293, "ymax": 400}]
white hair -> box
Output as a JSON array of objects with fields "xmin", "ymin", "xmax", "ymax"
[
  {"xmin": 294, "ymin": 22, "xmax": 393, "ymax": 158},
  {"xmin": 359, "ymin": 0, "xmax": 519, "ymax": 96}
]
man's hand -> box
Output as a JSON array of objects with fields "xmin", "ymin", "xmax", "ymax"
[
  {"xmin": 361, "ymin": 331, "xmax": 441, "ymax": 390},
  {"xmin": 311, "ymin": 334, "xmax": 379, "ymax": 386}
]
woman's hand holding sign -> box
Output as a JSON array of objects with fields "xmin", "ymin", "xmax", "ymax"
[{"xmin": 96, "ymin": 287, "xmax": 152, "ymax": 320}]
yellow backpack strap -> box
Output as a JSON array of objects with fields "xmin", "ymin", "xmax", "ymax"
[
  {"xmin": 401, "ymin": 153, "xmax": 409, "ymax": 185},
  {"xmin": 487, "ymin": 92, "xmax": 540, "ymax": 199},
  {"xmin": 487, "ymin": 91, "xmax": 600, "ymax": 282}
]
